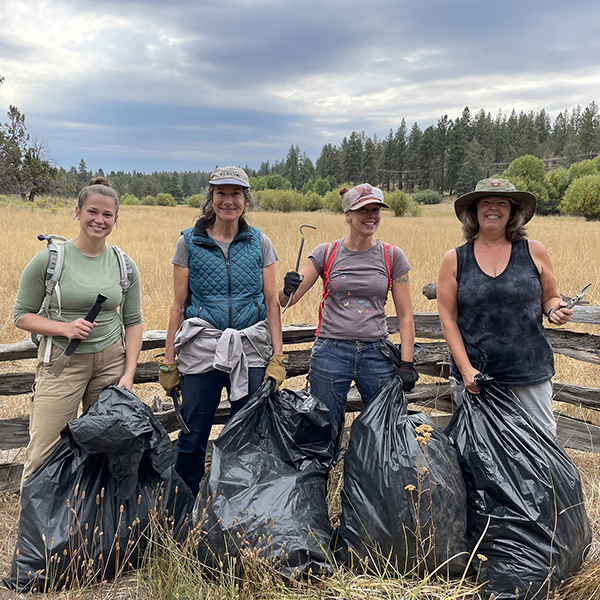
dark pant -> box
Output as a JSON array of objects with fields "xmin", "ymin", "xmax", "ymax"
[{"xmin": 176, "ymin": 367, "xmax": 266, "ymax": 495}]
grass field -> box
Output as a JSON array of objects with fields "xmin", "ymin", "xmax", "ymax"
[{"xmin": 0, "ymin": 200, "xmax": 599, "ymax": 598}]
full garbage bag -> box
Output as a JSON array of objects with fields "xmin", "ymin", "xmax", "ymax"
[
  {"xmin": 338, "ymin": 341, "xmax": 468, "ymax": 576},
  {"xmin": 193, "ymin": 380, "xmax": 336, "ymax": 577},
  {"xmin": 445, "ymin": 374, "xmax": 592, "ymax": 599},
  {"xmin": 5, "ymin": 385, "xmax": 195, "ymax": 593}
]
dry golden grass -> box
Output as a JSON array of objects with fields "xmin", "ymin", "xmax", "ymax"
[{"xmin": 0, "ymin": 201, "xmax": 599, "ymax": 598}]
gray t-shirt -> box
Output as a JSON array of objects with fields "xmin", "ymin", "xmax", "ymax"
[
  {"xmin": 172, "ymin": 232, "xmax": 279, "ymax": 267},
  {"xmin": 309, "ymin": 239, "xmax": 411, "ymax": 342}
]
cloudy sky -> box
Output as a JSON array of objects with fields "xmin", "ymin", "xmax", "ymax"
[{"xmin": 1, "ymin": 0, "xmax": 599, "ymax": 174}]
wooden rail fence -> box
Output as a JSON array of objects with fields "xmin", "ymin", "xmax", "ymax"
[{"xmin": 1, "ymin": 298, "xmax": 599, "ymax": 492}]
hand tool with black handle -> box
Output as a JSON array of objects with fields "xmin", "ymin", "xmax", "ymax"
[{"xmin": 48, "ymin": 294, "xmax": 108, "ymax": 377}]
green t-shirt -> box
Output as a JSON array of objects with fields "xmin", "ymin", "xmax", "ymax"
[{"xmin": 14, "ymin": 240, "xmax": 143, "ymax": 354}]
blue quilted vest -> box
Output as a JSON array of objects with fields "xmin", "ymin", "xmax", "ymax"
[{"xmin": 182, "ymin": 218, "xmax": 266, "ymax": 330}]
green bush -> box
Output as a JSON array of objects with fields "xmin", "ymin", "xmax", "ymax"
[
  {"xmin": 302, "ymin": 192, "xmax": 322, "ymax": 212},
  {"xmin": 412, "ymin": 189, "xmax": 442, "ymax": 205},
  {"xmin": 321, "ymin": 189, "xmax": 343, "ymax": 213},
  {"xmin": 186, "ymin": 194, "xmax": 203, "ymax": 208},
  {"xmin": 141, "ymin": 195, "xmax": 157, "ymax": 206},
  {"xmin": 385, "ymin": 190, "xmax": 420, "ymax": 217},
  {"xmin": 34, "ymin": 197, "xmax": 52, "ymax": 209},
  {"xmin": 567, "ymin": 159, "xmax": 598, "ymax": 183},
  {"xmin": 254, "ymin": 189, "xmax": 303, "ymax": 212},
  {"xmin": 561, "ymin": 174, "xmax": 600, "ymax": 220},
  {"xmin": 504, "ymin": 155, "xmax": 546, "ymax": 182},
  {"xmin": 545, "ymin": 168, "xmax": 570, "ymax": 204},
  {"xmin": 120, "ymin": 193, "xmax": 140, "ymax": 206},
  {"xmin": 249, "ymin": 174, "xmax": 292, "ymax": 191},
  {"xmin": 156, "ymin": 193, "xmax": 177, "ymax": 207}
]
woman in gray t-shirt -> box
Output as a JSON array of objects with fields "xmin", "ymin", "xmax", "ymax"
[{"xmin": 278, "ymin": 184, "xmax": 417, "ymax": 438}]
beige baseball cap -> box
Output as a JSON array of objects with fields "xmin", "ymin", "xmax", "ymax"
[{"xmin": 209, "ymin": 166, "xmax": 250, "ymax": 188}]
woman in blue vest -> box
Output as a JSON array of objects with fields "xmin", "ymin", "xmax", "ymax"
[
  {"xmin": 437, "ymin": 178, "xmax": 572, "ymax": 435},
  {"xmin": 159, "ymin": 167, "xmax": 284, "ymax": 495}
]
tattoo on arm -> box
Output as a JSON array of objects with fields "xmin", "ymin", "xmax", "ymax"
[{"xmin": 394, "ymin": 275, "xmax": 409, "ymax": 284}]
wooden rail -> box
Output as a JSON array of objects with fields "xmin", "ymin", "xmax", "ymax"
[{"xmin": 1, "ymin": 306, "xmax": 599, "ymax": 492}]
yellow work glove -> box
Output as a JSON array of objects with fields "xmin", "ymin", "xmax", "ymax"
[
  {"xmin": 263, "ymin": 354, "xmax": 288, "ymax": 391},
  {"xmin": 158, "ymin": 359, "xmax": 180, "ymax": 396}
]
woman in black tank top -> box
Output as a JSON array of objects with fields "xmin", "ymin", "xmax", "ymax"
[{"xmin": 437, "ymin": 178, "xmax": 572, "ymax": 433}]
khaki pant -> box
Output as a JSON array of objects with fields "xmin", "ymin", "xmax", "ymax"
[{"xmin": 22, "ymin": 338, "xmax": 126, "ymax": 484}]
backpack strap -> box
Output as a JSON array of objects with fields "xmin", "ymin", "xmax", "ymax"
[
  {"xmin": 315, "ymin": 240, "xmax": 341, "ymax": 338},
  {"xmin": 382, "ymin": 242, "xmax": 395, "ymax": 305},
  {"xmin": 109, "ymin": 245, "xmax": 133, "ymax": 328},
  {"xmin": 37, "ymin": 235, "xmax": 68, "ymax": 362}
]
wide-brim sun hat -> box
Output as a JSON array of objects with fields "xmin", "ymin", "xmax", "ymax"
[
  {"xmin": 209, "ymin": 166, "xmax": 250, "ymax": 188},
  {"xmin": 341, "ymin": 183, "xmax": 390, "ymax": 212},
  {"xmin": 455, "ymin": 178, "xmax": 536, "ymax": 224}
]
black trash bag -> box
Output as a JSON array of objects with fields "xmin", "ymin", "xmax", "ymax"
[
  {"xmin": 193, "ymin": 380, "xmax": 336, "ymax": 578},
  {"xmin": 338, "ymin": 341, "xmax": 469, "ymax": 577},
  {"xmin": 5, "ymin": 385, "xmax": 195, "ymax": 593},
  {"xmin": 445, "ymin": 374, "xmax": 592, "ymax": 599}
]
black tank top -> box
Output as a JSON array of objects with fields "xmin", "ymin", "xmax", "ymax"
[{"xmin": 451, "ymin": 239, "xmax": 554, "ymax": 386}]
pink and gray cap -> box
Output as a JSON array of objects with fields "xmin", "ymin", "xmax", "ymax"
[{"xmin": 341, "ymin": 183, "xmax": 390, "ymax": 212}]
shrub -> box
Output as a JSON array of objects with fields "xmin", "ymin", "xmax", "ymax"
[
  {"xmin": 545, "ymin": 168, "xmax": 570, "ymax": 205},
  {"xmin": 561, "ymin": 174, "xmax": 600, "ymax": 220},
  {"xmin": 250, "ymin": 174, "xmax": 292, "ymax": 191},
  {"xmin": 385, "ymin": 190, "xmax": 420, "ymax": 217},
  {"xmin": 504, "ymin": 155, "xmax": 546, "ymax": 182},
  {"xmin": 567, "ymin": 159, "xmax": 598, "ymax": 183},
  {"xmin": 254, "ymin": 189, "xmax": 303, "ymax": 212},
  {"xmin": 302, "ymin": 192, "xmax": 322, "ymax": 212},
  {"xmin": 141, "ymin": 195, "xmax": 157, "ymax": 205},
  {"xmin": 186, "ymin": 194, "xmax": 203, "ymax": 208},
  {"xmin": 156, "ymin": 193, "xmax": 177, "ymax": 207},
  {"xmin": 120, "ymin": 193, "xmax": 140, "ymax": 206},
  {"xmin": 412, "ymin": 189, "xmax": 442, "ymax": 205},
  {"xmin": 34, "ymin": 197, "xmax": 52, "ymax": 209},
  {"xmin": 321, "ymin": 189, "xmax": 343, "ymax": 213}
]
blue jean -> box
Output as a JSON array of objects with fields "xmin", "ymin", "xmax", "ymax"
[
  {"xmin": 176, "ymin": 367, "xmax": 266, "ymax": 495},
  {"xmin": 308, "ymin": 338, "xmax": 395, "ymax": 438}
]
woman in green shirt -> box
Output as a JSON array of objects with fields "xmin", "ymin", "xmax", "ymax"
[{"xmin": 14, "ymin": 177, "xmax": 143, "ymax": 482}]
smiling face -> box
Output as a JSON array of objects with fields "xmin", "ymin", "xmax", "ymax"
[
  {"xmin": 476, "ymin": 195, "xmax": 512, "ymax": 232},
  {"xmin": 346, "ymin": 203, "xmax": 382, "ymax": 236},
  {"xmin": 212, "ymin": 184, "xmax": 247, "ymax": 224},
  {"xmin": 76, "ymin": 193, "xmax": 118, "ymax": 240}
]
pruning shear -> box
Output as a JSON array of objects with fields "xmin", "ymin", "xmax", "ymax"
[
  {"xmin": 564, "ymin": 283, "xmax": 592, "ymax": 309},
  {"xmin": 546, "ymin": 283, "xmax": 591, "ymax": 321}
]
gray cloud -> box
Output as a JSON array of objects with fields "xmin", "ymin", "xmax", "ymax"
[{"xmin": 2, "ymin": 0, "xmax": 600, "ymax": 172}]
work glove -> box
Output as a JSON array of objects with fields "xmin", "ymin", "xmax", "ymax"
[
  {"xmin": 283, "ymin": 271, "xmax": 304, "ymax": 297},
  {"xmin": 263, "ymin": 354, "xmax": 288, "ymax": 391},
  {"xmin": 393, "ymin": 360, "xmax": 419, "ymax": 393},
  {"xmin": 158, "ymin": 359, "xmax": 180, "ymax": 396}
]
